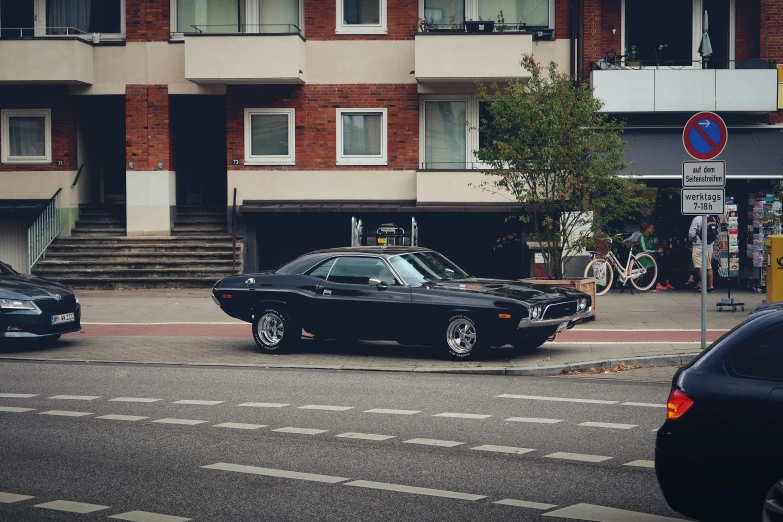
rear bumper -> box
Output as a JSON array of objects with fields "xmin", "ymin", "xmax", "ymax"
[{"xmin": 0, "ymin": 304, "xmax": 81, "ymax": 338}]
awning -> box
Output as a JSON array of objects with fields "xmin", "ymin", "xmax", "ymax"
[
  {"xmin": 620, "ymin": 127, "xmax": 783, "ymax": 180},
  {"xmin": 241, "ymin": 201, "xmax": 527, "ymax": 213}
]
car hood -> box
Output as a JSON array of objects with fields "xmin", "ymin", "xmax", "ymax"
[
  {"xmin": 424, "ymin": 278, "xmax": 586, "ymax": 303},
  {"xmin": 0, "ymin": 274, "xmax": 72, "ymax": 300}
]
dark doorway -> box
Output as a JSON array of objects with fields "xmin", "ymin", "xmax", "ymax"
[
  {"xmin": 77, "ymin": 96, "xmax": 126, "ymax": 204},
  {"xmin": 171, "ymin": 95, "xmax": 227, "ymax": 205},
  {"xmin": 0, "ymin": 0, "xmax": 35, "ymax": 38},
  {"xmin": 703, "ymin": 0, "xmax": 731, "ymax": 69}
]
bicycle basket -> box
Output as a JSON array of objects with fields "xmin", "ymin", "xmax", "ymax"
[{"xmin": 594, "ymin": 238, "xmax": 612, "ymax": 255}]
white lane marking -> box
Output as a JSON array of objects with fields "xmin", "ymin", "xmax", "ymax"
[
  {"xmin": 0, "ymin": 406, "xmax": 35, "ymax": 413},
  {"xmin": 578, "ymin": 422, "xmax": 638, "ymax": 430},
  {"xmin": 574, "ymin": 328, "xmax": 724, "ymax": 332},
  {"xmin": 237, "ymin": 402, "xmax": 290, "ymax": 408},
  {"xmin": 336, "ymin": 432, "xmax": 395, "ymax": 441},
  {"xmin": 34, "ymin": 500, "xmax": 110, "ymax": 514},
  {"xmin": 151, "ymin": 418, "xmax": 208, "ymax": 425},
  {"xmin": 273, "ymin": 427, "xmax": 329, "ymax": 435},
  {"xmin": 109, "ymin": 511, "xmax": 192, "ymax": 522},
  {"xmin": 110, "ymin": 397, "xmax": 162, "ymax": 403},
  {"xmin": 363, "ymin": 408, "xmax": 421, "ymax": 415},
  {"xmin": 471, "ymin": 445, "xmax": 536, "ymax": 455},
  {"xmin": 0, "ymin": 492, "xmax": 34, "ymax": 503},
  {"xmin": 202, "ymin": 462, "xmax": 349, "ymax": 483},
  {"xmin": 495, "ymin": 499, "xmax": 557, "ymax": 510},
  {"xmin": 403, "ymin": 438, "xmax": 463, "ymax": 448},
  {"xmin": 0, "ymin": 393, "xmax": 38, "ymax": 398},
  {"xmin": 505, "ymin": 417, "xmax": 563, "ymax": 424},
  {"xmin": 84, "ymin": 322, "xmax": 243, "ymax": 325},
  {"xmin": 545, "ymin": 452, "xmax": 612, "ymax": 463},
  {"xmin": 298, "ymin": 405, "xmax": 354, "ymax": 411},
  {"xmin": 548, "ymin": 342, "xmax": 700, "ymax": 345},
  {"xmin": 40, "ymin": 410, "xmax": 92, "ymax": 417},
  {"xmin": 542, "ymin": 502, "xmax": 686, "ymax": 521},
  {"xmin": 173, "ymin": 400, "xmax": 224, "ymax": 405},
  {"xmin": 624, "ymin": 460, "xmax": 655, "ymax": 469},
  {"xmin": 214, "ymin": 422, "xmax": 266, "ymax": 430},
  {"xmin": 496, "ymin": 394, "xmax": 618, "ymax": 405},
  {"xmin": 95, "ymin": 415, "xmax": 149, "ymax": 422},
  {"xmin": 48, "ymin": 395, "xmax": 100, "ymax": 401},
  {"xmin": 433, "ymin": 412, "xmax": 492, "ymax": 419},
  {"xmin": 622, "ymin": 402, "xmax": 666, "ymax": 408},
  {"xmin": 343, "ymin": 480, "xmax": 486, "ymax": 501}
]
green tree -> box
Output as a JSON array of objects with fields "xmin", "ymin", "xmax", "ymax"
[{"xmin": 474, "ymin": 55, "xmax": 649, "ymax": 279}]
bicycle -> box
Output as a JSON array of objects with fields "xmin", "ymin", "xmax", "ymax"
[{"xmin": 583, "ymin": 235, "xmax": 658, "ymax": 296}]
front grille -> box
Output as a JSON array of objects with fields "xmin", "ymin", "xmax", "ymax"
[
  {"xmin": 543, "ymin": 301, "xmax": 577, "ymax": 320},
  {"xmin": 34, "ymin": 295, "xmax": 77, "ymax": 315}
]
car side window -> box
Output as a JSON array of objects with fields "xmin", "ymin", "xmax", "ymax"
[
  {"xmin": 327, "ymin": 257, "xmax": 397, "ymax": 286},
  {"xmin": 729, "ymin": 326, "xmax": 783, "ymax": 381},
  {"xmin": 307, "ymin": 259, "xmax": 336, "ymax": 280}
]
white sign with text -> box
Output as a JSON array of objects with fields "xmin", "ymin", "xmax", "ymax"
[
  {"xmin": 681, "ymin": 188, "xmax": 725, "ymax": 215},
  {"xmin": 682, "ymin": 161, "xmax": 726, "ymax": 188}
]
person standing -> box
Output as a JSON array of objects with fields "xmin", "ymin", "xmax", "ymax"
[
  {"xmin": 688, "ymin": 215, "xmax": 718, "ymax": 293},
  {"xmin": 636, "ymin": 223, "xmax": 672, "ymax": 290}
]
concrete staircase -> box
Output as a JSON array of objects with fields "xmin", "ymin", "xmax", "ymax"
[{"xmin": 32, "ymin": 205, "xmax": 241, "ymax": 289}]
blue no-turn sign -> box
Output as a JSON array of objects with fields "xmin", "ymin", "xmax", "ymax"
[{"xmin": 683, "ymin": 112, "xmax": 728, "ymax": 160}]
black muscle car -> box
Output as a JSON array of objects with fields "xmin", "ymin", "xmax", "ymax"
[
  {"xmin": 0, "ymin": 260, "xmax": 81, "ymax": 342},
  {"xmin": 212, "ymin": 247, "xmax": 592, "ymax": 358}
]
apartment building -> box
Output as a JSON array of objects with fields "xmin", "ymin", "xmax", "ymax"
[{"xmin": 0, "ymin": 0, "xmax": 780, "ymax": 284}]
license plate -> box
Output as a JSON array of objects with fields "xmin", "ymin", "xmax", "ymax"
[
  {"xmin": 556, "ymin": 321, "xmax": 569, "ymax": 333},
  {"xmin": 51, "ymin": 313, "xmax": 75, "ymax": 325}
]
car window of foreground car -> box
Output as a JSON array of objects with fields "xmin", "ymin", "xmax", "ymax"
[
  {"xmin": 388, "ymin": 252, "xmax": 469, "ymax": 285},
  {"xmin": 727, "ymin": 324, "xmax": 783, "ymax": 381},
  {"xmin": 688, "ymin": 320, "xmax": 748, "ymax": 369},
  {"xmin": 0, "ymin": 261, "xmax": 17, "ymax": 275}
]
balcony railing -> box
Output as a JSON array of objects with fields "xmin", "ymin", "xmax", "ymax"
[
  {"xmin": 28, "ymin": 189, "xmax": 62, "ymax": 271},
  {"xmin": 0, "ymin": 26, "xmax": 93, "ymax": 40},
  {"xmin": 178, "ymin": 23, "xmax": 301, "ymax": 35}
]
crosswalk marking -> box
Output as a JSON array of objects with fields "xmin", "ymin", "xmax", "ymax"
[
  {"xmin": 542, "ymin": 503, "xmax": 685, "ymax": 521},
  {"xmin": 237, "ymin": 402, "xmax": 289, "ymax": 408},
  {"xmin": 214, "ymin": 422, "xmax": 266, "ymax": 430},
  {"xmin": 151, "ymin": 418, "xmax": 208, "ymax": 425},
  {"xmin": 0, "ymin": 492, "xmax": 34, "ymax": 503},
  {"xmin": 363, "ymin": 408, "xmax": 421, "ymax": 415},
  {"xmin": 109, "ymin": 511, "xmax": 192, "ymax": 522},
  {"xmin": 95, "ymin": 415, "xmax": 149, "ymax": 422},
  {"xmin": 544, "ymin": 452, "xmax": 612, "ymax": 463},
  {"xmin": 470, "ymin": 445, "xmax": 535, "ymax": 455},
  {"xmin": 494, "ymin": 499, "xmax": 557, "ymax": 509},
  {"xmin": 0, "ymin": 393, "xmax": 38, "ymax": 398},
  {"xmin": 433, "ymin": 412, "xmax": 492, "ymax": 419},
  {"xmin": 202, "ymin": 462, "xmax": 349, "ymax": 483},
  {"xmin": 578, "ymin": 422, "xmax": 638, "ymax": 430},
  {"xmin": 343, "ymin": 480, "xmax": 486, "ymax": 501},
  {"xmin": 273, "ymin": 427, "xmax": 328, "ymax": 435},
  {"xmin": 336, "ymin": 432, "xmax": 396, "ymax": 441},
  {"xmin": 110, "ymin": 397, "xmax": 162, "ymax": 403},
  {"xmin": 40, "ymin": 410, "xmax": 92, "ymax": 417},
  {"xmin": 496, "ymin": 394, "xmax": 618, "ymax": 405},
  {"xmin": 34, "ymin": 500, "xmax": 110, "ymax": 514},
  {"xmin": 298, "ymin": 405, "xmax": 353, "ymax": 411},
  {"xmin": 505, "ymin": 417, "xmax": 563, "ymax": 424},
  {"xmin": 48, "ymin": 395, "xmax": 100, "ymax": 401},
  {"xmin": 622, "ymin": 402, "xmax": 665, "ymax": 408},
  {"xmin": 173, "ymin": 400, "xmax": 224, "ymax": 405},
  {"xmin": 403, "ymin": 438, "xmax": 463, "ymax": 448},
  {"xmin": 0, "ymin": 406, "xmax": 34, "ymax": 413},
  {"xmin": 624, "ymin": 460, "xmax": 655, "ymax": 469}
]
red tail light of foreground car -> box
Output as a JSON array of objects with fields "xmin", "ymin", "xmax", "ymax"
[{"xmin": 666, "ymin": 389, "xmax": 694, "ymax": 420}]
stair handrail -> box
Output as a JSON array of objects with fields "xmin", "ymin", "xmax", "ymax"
[
  {"xmin": 231, "ymin": 187, "xmax": 238, "ymax": 274},
  {"xmin": 70, "ymin": 163, "xmax": 86, "ymax": 188},
  {"xmin": 28, "ymin": 188, "xmax": 62, "ymax": 271}
]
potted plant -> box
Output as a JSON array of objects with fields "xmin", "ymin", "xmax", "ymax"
[
  {"xmin": 418, "ymin": 16, "xmax": 435, "ymax": 32},
  {"xmin": 465, "ymin": 17, "xmax": 495, "ymax": 33}
]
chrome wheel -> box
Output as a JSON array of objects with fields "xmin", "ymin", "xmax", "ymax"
[
  {"xmin": 258, "ymin": 312, "xmax": 284, "ymax": 347},
  {"xmin": 763, "ymin": 479, "xmax": 783, "ymax": 522},
  {"xmin": 446, "ymin": 317, "xmax": 477, "ymax": 355}
]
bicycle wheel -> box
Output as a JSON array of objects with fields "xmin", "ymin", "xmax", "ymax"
[
  {"xmin": 585, "ymin": 258, "xmax": 613, "ymax": 296},
  {"xmin": 630, "ymin": 253, "xmax": 658, "ymax": 291}
]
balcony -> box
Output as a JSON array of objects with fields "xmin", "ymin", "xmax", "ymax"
[
  {"xmin": 591, "ymin": 68, "xmax": 779, "ymax": 113},
  {"xmin": 0, "ymin": 39, "xmax": 93, "ymax": 84},
  {"xmin": 184, "ymin": 30, "xmax": 305, "ymax": 84},
  {"xmin": 414, "ymin": 33, "xmax": 533, "ymax": 82}
]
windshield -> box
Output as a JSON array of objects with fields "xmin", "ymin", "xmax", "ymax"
[{"xmin": 388, "ymin": 252, "xmax": 469, "ymax": 285}]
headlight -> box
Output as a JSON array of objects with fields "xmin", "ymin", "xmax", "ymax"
[
  {"xmin": 0, "ymin": 299, "xmax": 36, "ymax": 310},
  {"xmin": 578, "ymin": 298, "xmax": 588, "ymax": 311},
  {"xmin": 531, "ymin": 305, "xmax": 542, "ymax": 320}
]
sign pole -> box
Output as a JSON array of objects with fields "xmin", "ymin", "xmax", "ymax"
[{"xmin": 701, "ymin": 214, "xmax": 708, "ymax": 350}]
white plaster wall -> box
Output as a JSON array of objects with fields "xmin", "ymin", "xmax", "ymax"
[
  {"xmin": 307, "ymin": 41, "xmax": 415, "ymax": 84},
  {"xmin": 417, "ymin": 171, "xmax": 514, "ymax": 203},
  {"xmin": 0, "ymin": 171, "xmax": 80, "ymax": 207},
  {"xmin": 0, "ymin": 40, "xmax": 93, "ymax": 84},
  {"xmin": 126, "ymin": 170, "xmax": 176, "ymax": 235}
]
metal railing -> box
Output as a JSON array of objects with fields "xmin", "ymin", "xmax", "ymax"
[
  {"xmin": 592, "ymin": 55, "xmax": 777, "ymax": 71},
  {"xmin": 28, "ymin": 189, "xmax": 62, "ymax": 271},
  {"xmin": 419, "ymin": 161, "xmax": 495, "ymax": 170},
  {"xmin": 0, "ymin": 26, "xmax": 94, "ymax": 39},
  {"xmin": 231, "ymin": 187, "xmax": 238, "ymax": 274},
  {"xmin": 71, "ymin": 164, "xmax": 85, "ymax": 188},
  {"xmin": 183, "ymin": 23, "xmax": 301, "ymax": 35}
]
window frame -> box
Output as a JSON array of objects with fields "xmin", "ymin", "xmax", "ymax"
[
  {"xmin": 336, "ymin": 0, "xmax": 387, "ymax": 35},
  {"xmin": 326, "ymin": 255, "xmax": 401, "ymax": 286},
  {"xmin": 170, "ymin": 0, "xmax": 305, "ymax": 38},
  {"xmin": 421, "ymin": 1, "xmax": 555, "ymax": 30},
  {"xmin": 244, "ymin": 108, "xmax": 296, "ymax": 166},
  {"xmin": 34, "ymin": 0, "xmax": 126, "ymax": 40},
  {"xmin": 335, "ymin": 108, "xmax": 388, "ymax": 166},
  {"xmin": 1, "ymin": 109, "xmax": 52, "ymax": 165}
]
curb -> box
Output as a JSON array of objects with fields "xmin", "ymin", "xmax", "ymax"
[{"xmin": 0, "ymin": 353, "xmax": 700, "ymax": 376}]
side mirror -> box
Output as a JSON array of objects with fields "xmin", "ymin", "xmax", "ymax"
[{"xmin": 368, "ymin": 278, "xmax": 382, "ymax": 286}]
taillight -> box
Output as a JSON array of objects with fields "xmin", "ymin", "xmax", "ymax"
[{"xmin": 666, "ymin": 389, "xmax": 694, "ymax": 420}]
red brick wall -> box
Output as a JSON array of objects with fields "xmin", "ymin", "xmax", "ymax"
[
  {"xmin": 0, "ymin": 86, "xmax": 76, "ymax": 172},
  {"xmin": 760, "ymin": 0, "xmax": 783, "ymax": 124},
  {"xmin": 126, "ymin": 0, "xmax": 170, "ymax": 42},
  {"xmin": 555, "ymin": 0, "xmax": 570, "ymax": 39},
  {"xmin": 227, "ymin": 84, "xmax": 418, "ymax": 170},
  {"xmin": 305, "ymin": 0, "xmax": 417, "ymax": 40},
  {"xmin": 600, "ymin": 0, "xmax": 621, "ymax": 56},
  {"xmin": 125, "ymin": 85, "xmax": 172, "ymax": 171},
  {"xmin": 736, "ymin": 0, "xmax": 760, "ymax": 67},
  {"xmin": 582, "ymin": 0, "xmax": 601, "ymax": 79}
]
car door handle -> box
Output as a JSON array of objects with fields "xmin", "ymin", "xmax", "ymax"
[{"xmin": 323, "ymin": 289, "xmax": 332, "ymax": 296}]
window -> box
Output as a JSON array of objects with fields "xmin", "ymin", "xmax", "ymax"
[
  {"xmin": 478, "ymin": 100, "xmax": 495, "ymax": 151},
  {"xmin": 389, "ymin": 252, "xmax": 469, "ymax": 285},
  {"xmin": 336, "ymin": 109, "xmax": 387, "ymax": 166},
  {"xmin": 729, "ymin": 327, "xmax": 783, "ymax": 381},
  {"xmin": 327, "ymin": 257, "xmax": 398, "ymax": 286},
  {"xmin": 307, "ymin": 259, "xmax": 337, "ymax": 280},
  {"xmin": 336, "ymin": 0, "xmax": 386, "ymax": 34},
  {"xmin": 421, "ymin": 0, "xmax": 552, "ymax": 30},
  {"xmin": 244, "ymin": 108, "xmax": 295, "ymax": 165},
  {"xmin": 175, "ymin": 0, "xmax": 301, "ymax": 34},
  {"xmin": 423, "ymin": 100, "xmax": 467, "ymax": 170},
  {"xmin": 477, "ymin": 0, "xmax": 549, "ymax": 28},
  {"xmin": 1, "ymin": 109, "xmax": 51, "ymax": 165},
  {"xmin": 46, "ymin": 0, "xmax": 122, "ymax": 35},
  {"xmin": 423, "ymin": 0, "xmax": 464, "ymax": 28}
]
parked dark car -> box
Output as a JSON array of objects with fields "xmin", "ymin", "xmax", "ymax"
[
  {"xmin": 748, "ymin": 300, "xmax": 783, "ymax": 320},
  {"xmin": 0, "ymin": 260, "xmax": 81, "ymax": 342},
  {"xmin": 655, "ymin": 310, "xmax": 783, "ymax": 521},
  {"xmin": 212, "ymin": 247, "xmax": 592, "ymax": 358}
]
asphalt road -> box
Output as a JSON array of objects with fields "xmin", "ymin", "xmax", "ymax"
[{"xmin": 0, "ymin": 361, "xmax": 687, "ymax": 522}]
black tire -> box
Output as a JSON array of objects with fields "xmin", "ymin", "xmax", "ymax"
[
  {"xmin": 442, "ymin": 314, "xmax": 486, "ymax": 359},
  {"xmin": 251, "ymin": 306, "xmax": 299, "ymax": 353},
  {"xmin": 511, "ymin": 330, "xmax": 554, "ymax": 351}
]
